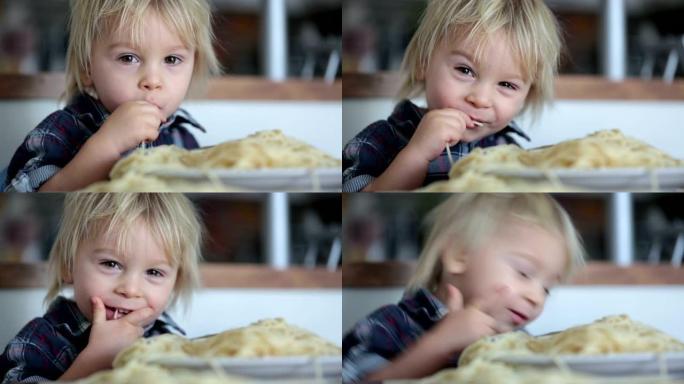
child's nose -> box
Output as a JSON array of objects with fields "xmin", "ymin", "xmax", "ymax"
[
  {"xmin": 139, "ymin": 68, "xmax": 162, "ymax": 91},
  {"xmin": 115, "ymin": 276, "xmax": 143, "ymax": 298},
  {"xmin": 465, "ymin": 85, "xmax": 492, "ymax": 108}
]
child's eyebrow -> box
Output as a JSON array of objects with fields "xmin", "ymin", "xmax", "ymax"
[
  {"xmin": 92, "ymin": 248, "xmax": 120, "ymax": 258},
  {"xmin": 450, "ymin": 49, "xmax": 478, "ymax": 65},
  {"xmin": 107, "ymin": 42, "xmax": 190, "ymax": 53},
  {"xmin": 510, "ymin": 251, "xmax": 542, "ymax": 268}
]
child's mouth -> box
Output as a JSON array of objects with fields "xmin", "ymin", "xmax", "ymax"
[
  {"xmin": 105, "ymin": 305, "xmax": 132, "ymax": 320},
  {"xmin": 509, "ymin": 309, "xmax": 529, "ymax": 326}
]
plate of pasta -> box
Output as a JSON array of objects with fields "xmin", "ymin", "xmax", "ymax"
[
  {"xmin": 147, "ymin": 355, "xmax": 341, "ymax": 379},
  {"xmin": 430, "ymin": 129, "xmax": 684, "ymax": 191},
  {"xmin": 493, "ymin": 352, "xmax": 684, "ymax": 377},
  {"xmin": 485, "ymin": 167, "xmax": 684, "ymax": 190},
  {"xmin": 453, "ymin": 315, "xmax": 684, "ymax": 381},
  {"xmin": 148, "ymin": 167, "xmax": 342, "ymax": 191}
]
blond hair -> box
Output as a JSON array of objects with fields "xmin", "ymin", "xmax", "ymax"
[
  {"xmin": 45, "ymin": 193, "xmax": 203, "ymax": 311},
  {"xmin": 398, "ymin": 0, "xmax": 562, "ymax": 119},
  {"xmin": 64, "ymin": 0, "xmax": 221, "ymax": 102},
  {"xmin": 406, "ymin": 194, "xmax": 585, "ymax": 293}
]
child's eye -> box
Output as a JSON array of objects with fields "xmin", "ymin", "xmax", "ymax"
[
  {"xmin": 165, "ymin": 56, "xmax": 182, "ymax": 65},
  {"xmin": 455, "ymin": 66, "xmax": 474, "ymax": 76},
  {"xmin": 118, "ymin": 54, "xmax": 139, "ymax": 64},
  {"xmin": 544, "ymin": 287, "xmax": 551, "ymax": 296},
  {"xmin": 100, "ymin": 260, "xmax": 122, "ymax": 270},
  {"xmin": 499, "ymin": 81, "xmax": 518, "ymax": 90},
  {"xmin": 147, "ymin": 269, "xmax": 165, "ymax": 278},
  {"xmin": 518, "ymin": 270, "xmax": 530, "ymax": 279}
]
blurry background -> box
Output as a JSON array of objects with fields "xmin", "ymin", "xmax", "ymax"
[
  {"xmin": 342, "ymin": 193, "xmax": 684, "ymax": 341},
  {"xmin": 342, "ymin": 0, "xmax": 684, "ymax": 159},
  {"xmin": 343, "ymin": 0, "xmax": 684, "ymax": 77},
  {"xmin": 0, "ymin": 0, "xmax": 342, "ymax": 171},
  {"xmin": 0, "ymin": 0, "xmax": 342, "ymax": 79},
  {"xmin": 0, "ymin": 193, "xmax": 342, "ymax": 346}
]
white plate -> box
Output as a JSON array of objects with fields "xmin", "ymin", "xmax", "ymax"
[
  {"xmin": 485, "ymin": 167, "xmax": 684, "ymax": 190},
  {"xmin": 148, "ymin": 168, "xmax": 341, "ymax": 191},
  {"xmin": 494, "ymin": 352, "xmax": 684, "ymax": 377},
  {"xmin": 148, "ymin": 355, "xmax": 341, "ymax": 380}
]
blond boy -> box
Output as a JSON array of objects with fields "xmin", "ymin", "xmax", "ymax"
[
  {"xmin": 0, "ymin": 193, "xmax": 203, "ymax": 382},
  {"xmin": 342, "ymin": 0, "xmax": 562, "ymax": 191},
  {"xmin": 4, "ymin": 0, "xmax": 220, "ymax": 192},
  {"xmin": 342, "ymin": 194, "xmax": 585, "ymax": 382}
]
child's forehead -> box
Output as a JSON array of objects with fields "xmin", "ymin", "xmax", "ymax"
[
  {"xmin": 100, "ymin": 11, "xmax": 190, "ymax": 49},
  {"xmin": 85, "ymin": 223, "xmax": 174, "ymax": 265}
]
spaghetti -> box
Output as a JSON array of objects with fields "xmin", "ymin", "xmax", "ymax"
[
  {"xmin": 419, "ymin": 130, "xmax": 684, "ymax": 192},
  {"xmin": 113, "ymin": 318, "xmax": 341, "ymax": 368},
  {"xmin": 390, "ymin": 315, "xmax": 684, "ymax": 384},
  {"xmin": 83, "ymin": 130, "xmax": 341, "ymax": 191}
]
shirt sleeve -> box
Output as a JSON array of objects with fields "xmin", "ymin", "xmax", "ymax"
[
  {"xmin": 0, "ymin": 319, "xmax": 70, "ymax": 383},
  {"xmin": 342, "ymin": 305, "xmax": 414, "ymax": 383},
  {"xmin": 342, "ymin": 120, "xmax": 397, "ymax": 192},
  {"xmin": 4, "ymin": 111, "xmax": 81, "ymax": 192}
]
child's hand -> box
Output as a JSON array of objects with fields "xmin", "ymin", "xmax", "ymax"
[
  {"xmin": 428, "ymin": 284, "xmax": 513, "ymax": 355},
  {"xmin": 83, "ymin": 296, "xmax": 155, "ymax": 367},
  {"xmin": 404, "ymin": 108, "xmax": 477, "ymax": 163},
  {"xmin": 91, "ymin": 101, "xmax": 166, "ymax": 156}
]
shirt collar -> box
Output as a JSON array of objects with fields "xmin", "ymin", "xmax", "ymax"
[
  {"xmin": 44, "ymin": 296, "xmax": 185, "ymax": 337},
  {"xmin": 65, "ymin": 93, "xmax": 206, "ymax": 134},
  {"xmin": 399, "ymin": 287, "xmax": 449, "ymax": 326}
]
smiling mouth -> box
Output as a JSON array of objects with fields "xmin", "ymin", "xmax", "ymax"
[
  {"xmin": 509, "ymin": 309, "xmax": 529, "ymax": 325},
  {"xmin": 105, "ymin": 305, "xmax": 132, "ymax": 320}
]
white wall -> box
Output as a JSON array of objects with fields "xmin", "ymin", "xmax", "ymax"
[
  {"xmin": 342, "ymin": 98, "xmax": 684, "ymax": 159},
  {"xmin": 342, "ymin": 286, "xmax": 684, "ymax": 341},
  {"xmin": 0, "ymin": 288, "xmax": 342, "ymax": 348},
  {"xmin": 0, "ymin": 99, "xmax": 342, "ymax": 170}
]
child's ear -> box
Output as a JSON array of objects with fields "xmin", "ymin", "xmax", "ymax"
[
  {"xmin": 416, "ymin": 68, "xmax": 425, "ymax": 82},
  {"xmin": 440, "ymin": 245, "xmax": 467, "ymax": 275},
  {"xmin": 81, "ymin": 70, "xmax": 93, "ymax": 87},
  {"xmin": 63, "ymin": 266, "xmax": 73, "ymax": 284}
]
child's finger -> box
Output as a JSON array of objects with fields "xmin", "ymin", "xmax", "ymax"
[
  {"xmin": 122, "ymin": 307, "xmax": 154, "ymax": 327},
  {"xmin": 443, "ymin": 108, "xmax": 475, "ymax": 128},
  {"xmin": 91, "ymin": 296, "xmax": 105, "ymax": 324},
  {"xmin": 445, "ymin": 283, "xmax": 464, "ymax": 312}
]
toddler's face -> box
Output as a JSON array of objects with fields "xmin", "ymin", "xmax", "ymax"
[
  {"xmin": 85, "ymin": 10, "xmax": 195, "ymax": 119},
  {"xmin": 423, "ymin": 32, "xmax": 531, "ymax": 143},
  {"xmin": 69, "ymin": 218, "xmax": 178, "ymax": 325},
  {"xmin": 444, "ymin": 220, "xmax": 566, "ymax": 329}
]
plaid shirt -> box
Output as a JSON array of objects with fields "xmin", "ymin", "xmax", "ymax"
[
  {"xmin": 0, "ymin": 296, "xmax": 185, "ymax": 383},
  {"xmin": 342, "ymin": 288, "xmax": 452, "ymax": 383},
  {"xmin": 342, "ymin": 100, "xmax": 530, "ymax": 192},
  {"xmin": 3, "ymin": 93, "xmax": 206, "ymax": 192}
]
